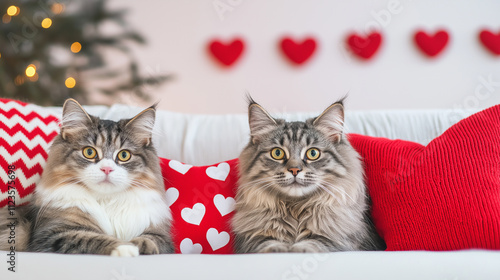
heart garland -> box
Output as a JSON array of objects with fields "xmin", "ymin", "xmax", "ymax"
[
  {"xmin": 479, "ymin": 29, "xmax": 500, "ymax": 56},
  {"xmin": 414, "ymin": 30, "xmax": 449, "ymax": 57},
  {"xmin": 208, "ymin": 38, "xmax": 245, "ymax": 67},
  {"xmin": 279, "ymin": 37, "xmax": 317, "ymax": 65},
  {"xmin": 206, "ymin": 28, "xmax": 500, "ymax": 67},
  {"xmin": 346, "ymin": 32, "xmax": 383, "ymax": 60}
]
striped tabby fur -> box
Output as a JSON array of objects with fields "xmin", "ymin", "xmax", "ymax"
[
  {"xmin": 0, "ymin": 99, "xmax": 173, "ymax": 256},
  {"xmin": 232, "ymin": 97, "xmax": 385, "ymax": 253}
]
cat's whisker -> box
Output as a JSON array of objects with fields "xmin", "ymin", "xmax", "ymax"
[
  {"xmin": 238, "ymin": 177, "xmax": 275, "ymax": 188},
  {"xmin": 317, "ymin": 185, "xmax": 348, "ymax": 204},
  {"xmin": 129, "ymin": 179, "xmax": 155, "ymax": 191},
  {"xmin": 237, "ymin": 177, "xmax": 277, "ymax": 197},
  {"xmin": 251, "ymin": 179, "xmax": 276, "ymax": 190},
  {"xmin": 151, "ymin": 128, "xmax": 166, "ymax": 139},
  {"xmin": 315, "ymin": 179, "xmax": 356, "ymax": 204},
  {"xmin": 129, "ymin": 177, "xmax": 164, "ymax": 191},
  {"xmin": 245, "ymin": 181, "xmax": 275, "ymax": 194},
  {"xmin": 254, "ymin": 182, "xmax": 276, "ymax": 194},
  {"xmin": 33, "ymin": 206, "xmax": 46, "ymax": 229},
  {"xmin": 48, "ymin": 177, "xmax": 85, "ymax": 189},
  {"xmin": 315, "ymin": 184, "xmax": 340, "ymax": 200},
  {"xmin": 162, "ymin": 175, "xmax": 171, "ymax": 185}
]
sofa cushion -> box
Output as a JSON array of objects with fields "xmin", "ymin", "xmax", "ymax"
[
  {"xmin": 160, "ymin": 158, "xmax": 238, "ymax": 254},
  {"xmin": 0, "ymin": 98, "xmax": 60, "ymax": 208},
  {"xmin": 349, "ymin": 105, "xmax": 500, "ymax": 250}
]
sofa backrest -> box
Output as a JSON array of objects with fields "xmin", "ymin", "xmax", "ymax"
[{"xmin": 49, "ymin": 104, "xmax": 478, "ymax": 165}]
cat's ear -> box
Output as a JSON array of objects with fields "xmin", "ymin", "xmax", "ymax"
[
  {"xmin": 248, "ymin": 98, "xmax": 277, "ymax": 144},
  {"xmin": 125, "ymin": 105, "xmax": 156, "ymax": 146},
  {"xmin": 61, "ymin": 98, "xmax": 92, "ymax": 140},
  {"xmin": 313, "ymin": 102, "xmax": 344, "ymax": 143}
]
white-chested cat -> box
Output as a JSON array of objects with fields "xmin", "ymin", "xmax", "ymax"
[
  {"xmin": 0, "ymin": 99, "xmax": 173, "ymax": 256},
  {"xmin": 232, "ymin": 97, "xmax": 385, "ymax": 253}
]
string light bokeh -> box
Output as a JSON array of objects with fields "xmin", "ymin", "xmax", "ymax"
[
  {"xmin": 0, "ymin": 0, "xmax": 169, "ymax": 106},
  {"xmin": 2, "ymin": 2, "xmax": 78, "ymax": 95}
]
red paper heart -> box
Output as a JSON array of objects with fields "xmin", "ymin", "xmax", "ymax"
[
  {"xmin": 280, "ymin": 37, "xmax": 317, "ymax": 65},
  {"xmin": 346, "ymin": 32, "xmax": 382, "ymax": 60},
  {"xmin": 479, "ymin": 29, "xmax": 500, "ymax": 55},
  {"xmin": 349, "ymin": 105, "xmax": 500, "ymax": 250},
  {"xmin": 208, "ymin": 38, "xmax": 245, "ymax": 67},
  {"xmin": 414, "ymin": 30, "xmax": 449, "ymax": 57}
]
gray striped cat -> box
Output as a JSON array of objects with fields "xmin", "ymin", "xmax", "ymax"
[
  {"xmin": 232, "ymin": 98, "xmax": 385, "ymax": 253},
  {"xmin": 0, "ymin": 99, "xmax": 173, "ymax": 256}
]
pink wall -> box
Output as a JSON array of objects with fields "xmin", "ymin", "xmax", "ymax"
[{"xmin": 97, "ymin": 0, "xmax": 500, "ymax": 114}]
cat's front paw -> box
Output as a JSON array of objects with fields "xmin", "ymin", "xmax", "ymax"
[
  {"xmin": 110, "ymin": 244, "xmax": 139, "ymax": 257},
  {"xmin": 290, "ymin": 240, "xmax": 328, "ymax": 253},
  {"xmin": 131, "ymin": 237, "xmax": 159, "ymax": 255},
  {"xmin": 257, "ymin": 242, "xmax": 290, "ymax": 253}
]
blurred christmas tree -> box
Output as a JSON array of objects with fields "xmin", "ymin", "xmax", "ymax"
[{"xmin": 0, "ymin": 0, "xmax": 169, "ymax": 106}]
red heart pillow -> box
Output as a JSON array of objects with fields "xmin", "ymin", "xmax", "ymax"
[
  {"xmin": 0, "ymin": 98, "xmax": 60, "ymax": 208},
  {"xmin": 160, "ymin": 158, "xmax": 238, "ymax": 254},
  {"xmin": 349, "ymin": 105, "xmax": 500, "ymax": 251}
]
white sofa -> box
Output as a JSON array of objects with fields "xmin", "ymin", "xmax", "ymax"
[{"xmin": 2, "ymin": 104, "xmax": 500, "ymax": 280}]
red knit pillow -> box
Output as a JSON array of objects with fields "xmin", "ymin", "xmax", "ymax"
[
  {"xmin": 349, "ymin": 105, "xmax": 500, "ymax": 250},
  {"xmin": 0, "ymin": 99, "xmax": 60, "ymax": 208},
  {"xmin": 160, "ymin": 158, "xmax": 238, "ymax": 254}
]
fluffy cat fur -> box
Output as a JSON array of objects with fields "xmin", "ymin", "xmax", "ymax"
[
  {"xmin": 0, "ymin": 99, "xmax": 173, "ymax": 256},
  {"xmin": 232, "ymin": 97, "xmax": 385, "ymax": 253}
]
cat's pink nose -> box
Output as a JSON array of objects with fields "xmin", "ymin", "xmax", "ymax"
[
  {"xmin": 288, "ymin": 167, "xmax": 301, "ymax": 176},
  {"xmin": 100, "ymin": 166, "xmax": 114, "ymax": 175}
]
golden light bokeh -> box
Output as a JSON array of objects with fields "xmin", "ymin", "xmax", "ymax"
[
  {"xmin": 28, "ymin": 73, "xmax": 39, "ymax": 82},
  {"xmin": 51, "ymin": 3, "xmax": 65, "ymax": 14},
  {"xmin": 25, "ymin": 64, "xmax": 37, "ymax": 78},
  {"xmin": 71, "ymin": 42, "xmax": 82, "ymax": 53},
  {"xmin": 41, "ymin": 18, "xmax": 52, "ymax": 29},
  {"xmin": 65, "ymin": 77, "xmax": 76, "ymax": 88},
  {"xmin": 2, "ymin": 14, "xmax": 11, "ymax": 24},
  {"xmin": 7, "ymin": 6, "xmax": 19, "ymax": 16},
  {"xmin": 14, "ymin": 75, "xmax": 25, "ymax": 86}
]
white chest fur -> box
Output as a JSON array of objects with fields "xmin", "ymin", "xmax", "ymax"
[{"xmin": 37, "ymin": 184, "xmax": 170, "ymax": 241}]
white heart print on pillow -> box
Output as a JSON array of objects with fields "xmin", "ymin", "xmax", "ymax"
[
  {"xmin": 181, "ymin": 203, "xmax": 206, "ymax": 225},
  {"xmin": 206, "ymin": 162, "xmax": 230, "ymax": 181},
  {"xmin": 169, "ymin": 160, "xmax": 193, "ymax": 175},
  {"xmin": 180, "ymin": 238, "xmax": 203, "ymax": 254},
  {"xmin": 165, "ymin": 187, "xmax": 179, "ymax": 207},
  {"xmin": 206, "ymin": 228, "xmax": 230, "ymax": 251},
  {"xmin": 213, "ymin": 194, "xmax": 235, "ymax": 216}
]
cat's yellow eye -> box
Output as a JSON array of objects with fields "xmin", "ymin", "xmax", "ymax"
[
  {"xmin": 117, "ymin": 150, "xmax": 131, "ymax": 162},
  {"xmin": 306, "ymin": 148, "xmax": 320, "ymax": 161},
  {"xmin": 82, "ymin": 147, "xmax": 97, "ymax": 159},
  {"xmin": 270, "ymin": 148, "xmax": 285, "ymax": 160}
]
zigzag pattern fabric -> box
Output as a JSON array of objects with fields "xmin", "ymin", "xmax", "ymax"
[{"xmin": 0, "ymin": 98, "xmax": 60, "ymax": 208}]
